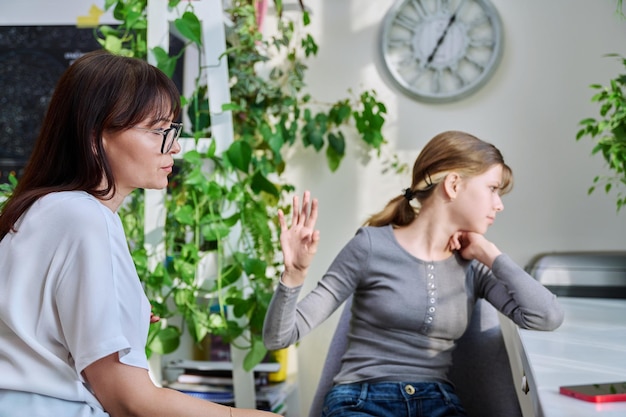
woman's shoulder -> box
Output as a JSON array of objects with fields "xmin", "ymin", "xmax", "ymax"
[
  {"xmin": 40, "ymin": 191, "xmax": 107, "ymax": 214},
  {"xmin": 35, "ymin": 191, "xmax": 114, "ymax": 230},
  {"xmin": 40, "ymin": 190, "xmax": 96, "ymax": 204}
]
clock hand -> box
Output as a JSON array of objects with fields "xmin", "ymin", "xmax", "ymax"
[{"xmin": 426, "ymin": 0, "xmax": 468, "ymax": 65}]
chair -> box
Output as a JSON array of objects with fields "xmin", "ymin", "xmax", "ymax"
[
  {"xmin": 525, "ymin": 251, "xmax": 626, "ymax": 299},
  {"xmin": 309, "ymin": 297, "xmax": 521, "ymax": 417}
]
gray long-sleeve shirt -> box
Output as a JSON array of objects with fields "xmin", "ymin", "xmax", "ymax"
[{"xmin": 263, "ymin": 225, "xmax": 564, "ymax": 385}]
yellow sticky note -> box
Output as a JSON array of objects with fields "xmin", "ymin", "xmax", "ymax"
[{"xmin": 76, "ymin": 4, "xmax": 104, "ymax": 28}]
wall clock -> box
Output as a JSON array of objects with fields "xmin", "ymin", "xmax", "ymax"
[{"xmin": 380, "ymin": 0, "xmax": 503, "ymax": 103}]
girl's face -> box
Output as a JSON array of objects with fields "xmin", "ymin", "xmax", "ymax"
[
  {"xmin": 102, "ymin": 115, "xmax": 181, "ymax": 198},
  {"xmin": 453, "ymin": 164, "xmax": 504, "ymax": 234}
]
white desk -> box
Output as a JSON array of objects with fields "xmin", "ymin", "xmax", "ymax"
[{"xmin": 516, "ymin": 297, "xmax": 626, "ymax": 417}]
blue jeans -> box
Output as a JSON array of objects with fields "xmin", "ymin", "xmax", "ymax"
[{"xmin": 321, "ymin": 381, "xmax": 468, "ymax": 417}]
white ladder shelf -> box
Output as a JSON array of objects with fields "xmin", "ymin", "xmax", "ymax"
[{"xmin": 143, "ymin": 0, "xmax": 257, "ymax": 409}]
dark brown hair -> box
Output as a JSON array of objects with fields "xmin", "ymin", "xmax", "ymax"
[
  {"xmin": 365, "ymin": 130, "xmax": 513, "ymax": 227},
  {"xmin": 0, "ymin": 50, "xmax": 181, "ymax": 239}
]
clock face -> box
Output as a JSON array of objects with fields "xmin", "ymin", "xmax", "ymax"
[{"xmin": 380, "ymin": 0, "xmax": 503, "ymax": 103}]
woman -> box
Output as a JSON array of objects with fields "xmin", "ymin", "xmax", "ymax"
[
  {"xmin": 263, "ymin": 131, "xmax": 564, "ymax": 417},
  {"xmin": 0, "ymin": 50, "xmax": 277, "ymax": 417}
]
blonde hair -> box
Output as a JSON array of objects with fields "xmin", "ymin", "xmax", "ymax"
[{"xmin": 365, "ymin": 131, "xmax": 513, "ymax": 227}]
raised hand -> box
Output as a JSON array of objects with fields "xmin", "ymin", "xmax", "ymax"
[{"xmin": 278, "ymin": 191, "xmax": 320, "ymax": 287}]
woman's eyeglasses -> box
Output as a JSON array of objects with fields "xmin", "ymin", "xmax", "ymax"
[{"xmin": 133, "ymin": 122, "xmax": 183, "ymax": 153}]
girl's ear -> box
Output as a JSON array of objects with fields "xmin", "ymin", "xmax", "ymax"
[{"xmin": 443, "ymin": 172, "xmax": 461, "ymax": 200}]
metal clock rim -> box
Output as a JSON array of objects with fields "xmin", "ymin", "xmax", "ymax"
[{"xmin": 379, "ymin": 0, "xmax": 504, "ymax": 103}]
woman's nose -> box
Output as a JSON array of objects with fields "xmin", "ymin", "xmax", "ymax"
[{"xmin": 170, "ymin": 138, "xmax": 181, "ymax": 155}]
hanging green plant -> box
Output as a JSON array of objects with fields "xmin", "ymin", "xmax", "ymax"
[
  {"xmin": 577, "ymin": 53, "xmax": 626, "ymax": 211},
  {"xmin": 576, "ymin": 1, "xmax": 626, "ymax": 211}
]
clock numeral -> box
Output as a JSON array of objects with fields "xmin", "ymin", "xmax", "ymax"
[
  {"xmin": 407, "ymin": 67, "xmax": 428, "ymax": 88},
  {"xmin": 410, "ymin": 0, "xmax": 461, "ymax": 18},
  {"xmin": 432, "ymin": 69, "xmax": 443, "ymax": 93},
  {"xmin": 449, "ymin": 67, "xmax": 468, "ymax": 87},
  {"xmin": 394, "ymin": 13, "xmax": 421, "ymax": 32},
  {"xmin": 436, "ymin": 0, "xmax": 447, "ymax": 14},
  {"xmin": 443, "ymin": 0, "xmax": 456, "ymax": 13},
  {"xmin": 437, "ymin": 0, "xmax": 468, "ymax": 16},
  {"xmin": 462, "ymin": 55, "xmax": 485, "ymax": 72},
  {"xmin": 468, "ymin": 38, "xmax": 495, "ymax": 48},
  {"xmin": 409, "ymin": 0, "xmax": 429, "ymax": 19},
  {"xmin": 468, "ymin": 15, "xmax": 490, "ymax": 29},
  {"xmin": 398, "ymin": 55, "xmax": 418, "ymax": 69},
  {"xmin": 387, "ymin": 37, "xmax": 413, "ymax": 49}
]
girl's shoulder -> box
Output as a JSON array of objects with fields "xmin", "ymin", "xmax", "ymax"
[
  {"xmin": 355, "ymin": 224, "xmax": 393, "ymax": 238},
  {"xmin": 348, "ymin": 224, "xmax": 396, "ymax": 253}
]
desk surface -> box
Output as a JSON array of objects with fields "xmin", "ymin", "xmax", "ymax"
[{"xmin": 518, "ymin": 297, "xmax": 626, "ymax": 417}]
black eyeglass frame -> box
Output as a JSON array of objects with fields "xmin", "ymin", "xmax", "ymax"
[{"xmin": 133, "ymin": 122, "xmax": 183, "ymax": 153}]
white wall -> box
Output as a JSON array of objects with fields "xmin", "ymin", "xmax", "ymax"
[
  {"xmin": 0, "ymin": 1, "xmax": 115, "ymax": 25},
  {"xmin": 3, "ymin": 1, "xmax": 626, "ymax": 416},
  {"xmin": 285, "ymin": 1, "xmax": 626, "ymax": 415}
]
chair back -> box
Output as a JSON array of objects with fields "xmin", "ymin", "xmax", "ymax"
[{"xmin": 526, "ymin": 251, "xmax": 626, "ymax": 298}]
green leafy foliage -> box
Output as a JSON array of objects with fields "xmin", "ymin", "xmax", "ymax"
[
  {"xmin": 577, "ymin": 54, "xmax": 626, "ymax": 211},
  {"xmin": 97, "ymin": 0, "xmax": 149, "ymax": 57},
  {"xmin": 0, "ymin": 173, "xmax": 18, "ymax": 210},
  {"xmin": 100, "ymin": 0, "xmax": 405, "ymax": 370}
]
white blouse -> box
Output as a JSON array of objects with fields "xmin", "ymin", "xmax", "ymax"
[{"xmin": 0, "ymin": 191, "xmax": 150, "ymax": 416}]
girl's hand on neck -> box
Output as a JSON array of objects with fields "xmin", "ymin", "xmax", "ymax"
[{"xmin": 448, "ymin": 231, "xmax": 501, "ymax": 267}]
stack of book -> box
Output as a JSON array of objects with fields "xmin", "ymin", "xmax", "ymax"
[{"xmin": 164, "ymin": 360, "xmax": 291, "ymax": 415}]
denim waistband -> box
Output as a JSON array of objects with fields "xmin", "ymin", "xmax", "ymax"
[{"xmin": 347, "ymin": 381, "xmax": 455, "ymax": 401}]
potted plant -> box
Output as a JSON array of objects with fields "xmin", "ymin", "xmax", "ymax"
[{"xmin": 95, "ymin": 0, "xmax": 404, "ymax": 370}]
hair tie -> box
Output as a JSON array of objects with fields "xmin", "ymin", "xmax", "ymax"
[
  {"xmin": 424, "ymin": 171, "xmax": 433, "ymax": 188},
  {"xmin": 402, "ymin": 188, "xmax": 414, "ymax": 201}
]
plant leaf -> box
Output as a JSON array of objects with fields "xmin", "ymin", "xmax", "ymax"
[
  {"xmin": 175, "ymin": 11, "xmax": 203, "ymax": 47},
  {"xmin": 243, "ymin": 337, "xmax": 268, "ymax": 371},
  {"xmin": 226, "ymin": 141, "xmax": 252, "ymax": 173},
  {"xmin": 148, "ymin": 325, "xmax": 181, "ymax": 355}
]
